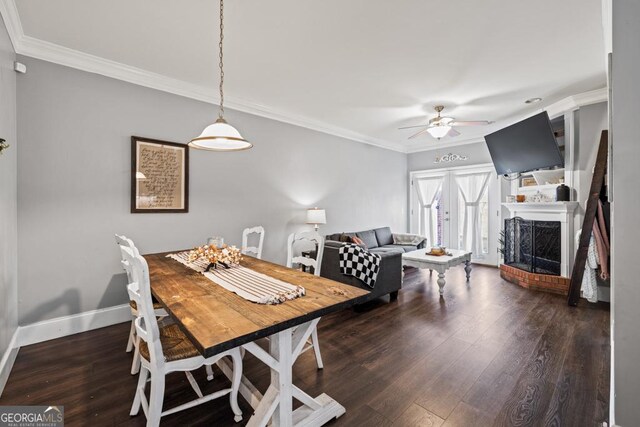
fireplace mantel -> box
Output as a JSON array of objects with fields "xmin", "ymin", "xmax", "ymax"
[
  {"xmin": 502, "ymin": 201, "xmax": 579, "ymax": 277},
  {"xmin": 502, "ymin": 202, "xmax": 579, "ymax": 215}
]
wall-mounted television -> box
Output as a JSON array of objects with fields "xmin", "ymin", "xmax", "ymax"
[{"xmin": 484, "ymin": 111, "xmax": 564, "ymax": 175}]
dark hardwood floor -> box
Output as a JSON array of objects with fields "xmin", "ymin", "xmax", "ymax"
[{"xmin": 0, "ymin": 265, "xmax": 610, "ymax": 426}]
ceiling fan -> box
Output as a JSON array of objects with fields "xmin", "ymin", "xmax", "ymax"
[{"xmin": 399, "ymin": 105, "xmax": 492, "ymax": 140}]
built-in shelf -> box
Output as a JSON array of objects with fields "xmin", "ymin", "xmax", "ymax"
[
  {"xmin": 518, "ymin": 183, "xmax": 561, "ymax": 192},
  {"xmin": 515, "ymin": 169, "xmax": 566, "ymax": 195}
]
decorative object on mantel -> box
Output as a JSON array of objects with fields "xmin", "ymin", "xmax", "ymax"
[
  {"xmin": 556, "ymin": 183, "xmax": 570, "ymax": 201},
  {"xmin": 168, "ymin": 248, "xmax": 306, "ymax": 304},
  {"xmin": 516, "ymin": 194, "xmax": 526, "ymax": 203},
  {"xmin": 0, "ymin": 138, "xmax": 9, "ymax": 155},
  {"xmin": 506, "ymin": 195, "xmax": 516, "ymax": 203},
  {"xmin": 521, "ymin": 176, "xmax": 537, "ymax": 187},
  {"xmin": 131, "ymin": 136, "xmax": 188, "ymax": 213},
  {"xmin": 433, "ymin": 153, "xmax": 468, "ymax": 164},
  {"xmin": 189, "ymin": 0, "xmax": 251, "ymax": 152},
  {"xmin": 306, "ymin": 207, "xmax": 327, "ymax": 231},
  {"xmin": 530, "ymin": 191, "xmax": 553, "ymax": 203}
]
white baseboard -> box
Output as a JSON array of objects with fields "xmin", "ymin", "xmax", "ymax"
[
  {"xmin": 17, "ymin": 303, "xmax": 131, "ymax": 348},
  {"xmin": 0, "ymin": 304, "xmax": 132, "ymax": 397},
  {"xmin": 0, "ymin": 329, "xmax": 20, "ymax": 398}
]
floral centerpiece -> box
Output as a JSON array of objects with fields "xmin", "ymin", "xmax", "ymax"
[{"xmin": 188, "ymin": 244, "xmax": 242, "ymax": 271}]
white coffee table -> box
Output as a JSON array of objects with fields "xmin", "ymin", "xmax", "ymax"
[{"xmin": 402, "ymin": 249, "xmax": 472, "ymax": 295}]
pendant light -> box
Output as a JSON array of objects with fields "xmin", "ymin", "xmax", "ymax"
[{"xmin": 189, "ymin": 0, "xmax": 252, "ymax": 151}]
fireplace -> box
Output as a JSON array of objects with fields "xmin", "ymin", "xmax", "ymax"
[
  {"xmin": 501, "ymin": 202, "xmax": 577, "ymax": 295},
  {"xmin": 504, "ymin": 217, "xmax": 561, "ymax": 276}
]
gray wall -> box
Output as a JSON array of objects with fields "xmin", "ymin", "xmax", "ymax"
[
  {"xmin": 612, "ymin": 1, "xmax": 640, "ymax": 424},
  {"xmin": 575, "ymin": 102, "xmax": 608, "ymax": 229},
  {"xmin": 407, "ymin": 141, "xmax": 493, "ymax": 172},
  {"xmin": 0, "ymin": 16, "xmax": 18, "ymax": 372},
  {"xmin": 16, "ymin": 57, "xmax": 407, "ymax": 324}
]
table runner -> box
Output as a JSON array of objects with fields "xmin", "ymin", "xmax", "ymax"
[{"xmin": 167, "ymin": 252, "xmax": 305, "ymax": 304}]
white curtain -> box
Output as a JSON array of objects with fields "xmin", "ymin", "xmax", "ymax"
[
  {"xmin": 415, "ymin": 177, "xmax": 444, "ymax": 246},
  {"xmin": 455, "ymin": 172, "xmax": 491, "ymax": 255}
]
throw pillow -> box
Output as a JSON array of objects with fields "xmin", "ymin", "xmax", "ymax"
[
  {"xmin": 339, "ymin": 233, "xmax": 353, "ymax": 243},
  {"xmin": 352, "ymin": 236, "xmax": 367, "ymax": 249}
]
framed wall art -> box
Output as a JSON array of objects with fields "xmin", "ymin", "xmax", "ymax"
[{"xmin": 131, "ymin": 136, "xmax": 189, "ymax": 213}]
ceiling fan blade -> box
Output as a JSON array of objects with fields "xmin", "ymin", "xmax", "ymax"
[
  {"xmin": 447, "ymin": 128, "xmax": 461, "ymax": 137},
  {"xmin": 448, "ymin": 120, "xmax": 492, "ymax": 127},
  {"xmin": 408, "ymin": 127, "xmax": 432, "ymax": 139},
  {"xmin": 398, "ymin": 124, "xmax": 429, "ymax": 130}
]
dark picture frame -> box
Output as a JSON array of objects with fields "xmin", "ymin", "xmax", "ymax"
[{"xmin": 131, "ymin": 136, "xmax": 189, "ymax": 213}]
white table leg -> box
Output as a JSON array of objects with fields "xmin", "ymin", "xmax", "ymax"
[
  {"xmin": 464, "ymin": 260, "xmax": 472, "ymax": 281},
  {"xmin": 437, "ymin": 273, "xmax": 446, "ymax": 295},
  {"xmin": 242, "ymin": 320, "xmax": 346, "ymax": 427},
  {"xmin": 271, "ymin": 329, "xmax": 293, "ymax": 427}
]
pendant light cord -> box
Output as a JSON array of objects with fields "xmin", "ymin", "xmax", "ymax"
[{"xmin": 218, "ymin": 0, "xmax": 225, "ymax": 119}]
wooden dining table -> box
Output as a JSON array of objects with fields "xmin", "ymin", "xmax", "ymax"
[{"xmin": 145, "ymin": 251, "xmax": 370, "ymax": 427}]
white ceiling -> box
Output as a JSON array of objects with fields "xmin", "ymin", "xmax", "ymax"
[{"xmin": 9, "ymin": 0, "xmax": 606, "ymax": 152}]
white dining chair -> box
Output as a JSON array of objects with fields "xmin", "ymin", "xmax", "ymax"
[
  {"xmin": 115, "ymin": 234, "xmax": 167, "ymax": 375},
  {"xmin": 285, "ymin": 230, "xmax": 325, "ymax": 369},
  {"xmin": 122, "ymin": 245, "xmax": 243, "ymax": 427},
  {"xmin": 241, "ymin": 226, "xmax": 265, "ymax": 259}
]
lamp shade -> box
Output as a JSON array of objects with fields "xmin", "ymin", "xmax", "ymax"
[
  {"xmin": 306, "ymin": 208, "xmax": 326, "ymax": 225},
  {"xmin": 426, "ymin": 125, "xmax": 452, "ymax": 139},
  {"xmin": 189, "ymin": 118, "xmax": 252, "ymax": 151}
]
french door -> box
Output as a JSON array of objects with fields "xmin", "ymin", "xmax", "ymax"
[{"xmin": 410, "ymin": 165, "xmax": 500, "ymax": 265}]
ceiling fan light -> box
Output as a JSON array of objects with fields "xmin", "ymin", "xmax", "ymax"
[
  {"xmin": 189, "ymin": 118, "xmax": 252, "ymax": 151},
  {"xmin": 427, "ymin": 125, "xmax": 452, "ymax": 139}
]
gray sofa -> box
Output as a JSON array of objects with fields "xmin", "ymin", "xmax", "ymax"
[{"xmin": 318, "ymin": 227, "xmax": 426, "ymax": 302}]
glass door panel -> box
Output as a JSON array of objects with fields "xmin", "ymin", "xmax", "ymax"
[{"xmin": 412, "ymin": 167, "xmax": 499, "ymax": 265}]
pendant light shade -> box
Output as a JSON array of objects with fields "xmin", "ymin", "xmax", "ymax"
[
  {"xmin": 190, "ymin": 0, "xmax": 252, "ymax": 152},
  {"xmin": 189, "ymin": 118, "xmax": 252, "ymax": 151},
  {"xmin": 426, "ymin": 125, "xmax": 452, "ymax": 139}
]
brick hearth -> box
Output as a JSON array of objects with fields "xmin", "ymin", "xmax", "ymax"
[{"xmin": 500, "ymin": 264, "xmax": 570, "ymax": 295}]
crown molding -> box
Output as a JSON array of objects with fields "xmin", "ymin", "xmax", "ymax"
[
  {"xmin": 571, "ymin": 86, "xmax": 608, "ymax": 106},
  {"xmin": 17, "ymin": 35, "xmax": 406, "ymax": 152},
  {"xmin": 0, "ymin": 0, "xmax": 608, "ymax": 156},
  {"xmin": 404, "ymin": 137, "xmax": 487, "ymax": 154},
  {"xmin": 0, "ymin": 0, "xmax": 22, "ymax": 51},
  {"xmin": 0, "ymin": 0, "xmax": 405, "ymax": 153},
  {"xmin": 544, "ymin": 87, "xmax": 608, "ymax": 118},
  {"xmin": 405, "ymin": 87, "xmax": 608, "ymax": 154}
]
